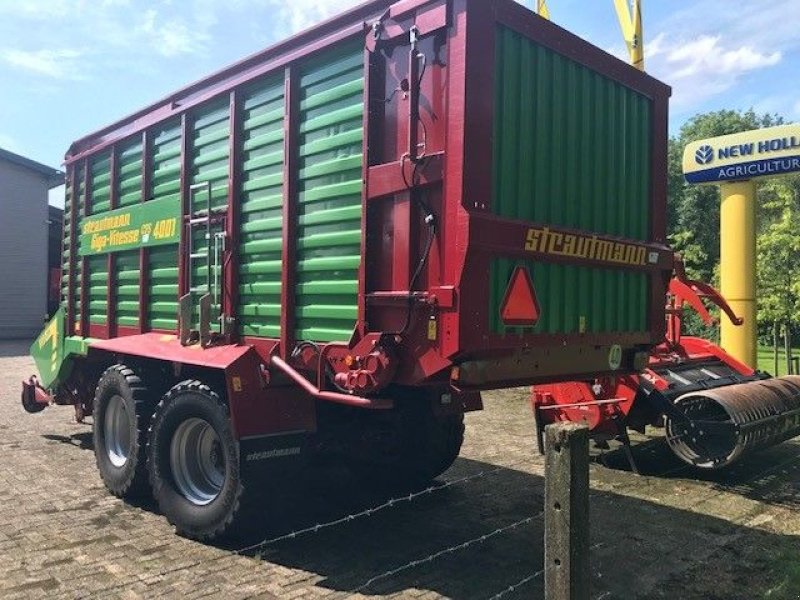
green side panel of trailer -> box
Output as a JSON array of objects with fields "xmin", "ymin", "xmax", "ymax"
[
  {"xmin": 239, "ymin": 76, "xmax": 285, "ymax": 339},
  {"xmin": 294, "ymin": 43, "xmax": 363, "ymax": 343},
  {"xmin": 185, "ymin": 100, "xmax": 231, "ymax": 330},
  {"xmin": 492, "ymin": 26, "xmax": 651, "ymax": 239},
  {"xmin": 148, "ymin": 245, "xmax": 179, "ymax": 331},
  {"xmin": 490, "ymin": 26, "xmax": 652, "ymax": 336},
  {"xmin": 115, "ymin": 250, "xmax": 140, "ymax": 328},
  {"xmin": 73, "ymin": 169, "xmax": 85, "ymax": 330},
  {"xmin": 87, "ymin": 254, "xmax": 108, "ymax": 325},
  {"xmin": 147, "ymin": 120, "xmax": 182, "ymax": 331},
  {"xmin": 61, "ymin": 172, "xmax": 72, "ymax": 308},
  {"xmin": 90, "ymin": 151, "xmax": 112, "ymax": 213},
  {"xmin": 117, "ymin": 138, "xmax": 143, "ymax": 207}
]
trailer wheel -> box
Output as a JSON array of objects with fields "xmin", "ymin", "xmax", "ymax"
[
  {"xmin": 93, "ymin": 364, "xmax": 154, "ymax": 498},
  {"xmin": 353, "ymin": 402, "xmax": 465, "ymax": 489},
  {"xmin": 147, "ymin": 381, "xmax": 244, "ymax": 541}
]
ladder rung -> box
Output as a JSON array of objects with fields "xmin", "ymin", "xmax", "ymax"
[
  {"xmin": 190, "ymin": 252, "xmax": 207, "ymax": 259},
  {"xmin": 189, "ymin": 287, "xmax": 208, "ymax": 293}
]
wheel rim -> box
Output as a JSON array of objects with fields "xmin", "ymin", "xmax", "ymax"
[
  {"xmin": 104, "ymin": 394, "xmax": 132, "ymax": 468},
  {"xmin": 169, "ymin": 418, "xmax": 225, "ymax": 506}
]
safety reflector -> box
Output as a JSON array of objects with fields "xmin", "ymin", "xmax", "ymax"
[{"xmin": 500, "ymin": 266, "xmax": 540, "ymax": 326}]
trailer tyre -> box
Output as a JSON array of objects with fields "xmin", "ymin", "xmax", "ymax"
[
  {"xmin": 148, "ymin": 381, "xmax": 244, "ymax": 541},
  {"xmin": 93, "ymin": 364, "xmax": 154, "ymax": 498}
]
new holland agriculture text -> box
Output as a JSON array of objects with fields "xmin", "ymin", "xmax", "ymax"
[{"xmin": 683, "ymin": 124, "xmax": 800, "ymax": 185}]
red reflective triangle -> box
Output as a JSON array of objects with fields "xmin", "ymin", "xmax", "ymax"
[{"xmin": 500, "ymin": 266, "xmax": 540, "ymax": 326}]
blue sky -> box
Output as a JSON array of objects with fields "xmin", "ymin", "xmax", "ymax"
[{"xmin": 0, "ymin": 0, "xmax": 797, "ymax": 197}]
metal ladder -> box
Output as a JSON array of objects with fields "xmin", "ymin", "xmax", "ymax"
[{"xmin": 179, "ymin": 182, "xmax": 227, "ymax": 347}]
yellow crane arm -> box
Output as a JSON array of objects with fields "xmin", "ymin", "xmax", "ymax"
[
  {"xmin": 537, "ymin": 0, "xmax": 551, "ymax": 20},
  {"xmin": 533, "ymin": 0, "xmax": 644, "ymax": 72},
  {"xmin": 613, "ymin": 0, "xmax": 644, "ymax": 70}
]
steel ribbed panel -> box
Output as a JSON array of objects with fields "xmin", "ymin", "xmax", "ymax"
[
  {"xmin": 490, "ymin": 26, "xmax": 651, "ymax": 336},
  {"xmin": 146, "ymin": 120, "xmax": 182, "ymax": 331},
  {"xmin": 87, "ymin": 255, "xmax": 108, "ymax": 325},
  {"xmin": 117, "ymin": 140, "xmax": 143, "ymax": 207},
  {"xmin": 89, "ymin": 152, "xmax": 112, "ymax": 214},
  {"xmin": 294, "ymin": 44, "xmax": 363, "ymax": 343},
  {"xmin": 238, "ymin": 77, "xmax": 285, "ymax": 338},
  {"xmin": 114, "ymin": 250, "xmax": 140, "ymax": 328}
]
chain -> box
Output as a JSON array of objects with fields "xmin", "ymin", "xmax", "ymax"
[{"xmin": 350, "ymin": 511, "xmax": 545, "ymax": 594}]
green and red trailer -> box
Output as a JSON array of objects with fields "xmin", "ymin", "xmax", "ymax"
[{"xmin": 23, "ymin": 0, "xmax": 672, "ymax": 540}]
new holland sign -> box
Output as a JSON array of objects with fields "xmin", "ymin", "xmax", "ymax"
[{"xmin": 683, "ymin": 124, "xmax": 800, "ymax": 185}]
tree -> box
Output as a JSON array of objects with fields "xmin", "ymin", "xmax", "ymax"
[
  {"xmin": 755, "ymin": 175, "xmax": 800, "ymax": 372},
  {"xmin": 667, "ymin": 109, "xmax": 784, "ymax": 283}
]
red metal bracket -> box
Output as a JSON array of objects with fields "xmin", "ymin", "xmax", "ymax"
[{"xmin": 666, "ymin": 257, "xmax": 743, "ymax": 347}]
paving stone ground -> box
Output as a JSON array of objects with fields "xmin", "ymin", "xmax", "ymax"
[{"xmin": 0, "ymin": 339, "xmax": 798, "ymax": 599}]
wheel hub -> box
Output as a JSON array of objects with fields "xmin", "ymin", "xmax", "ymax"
[
  {"xmin": 104, "ymin": 394, "xmax": 131, "ymax": 468},
  {"xmin": 169, "ymin": 418, "xmax": 225, "ymax": 506}
]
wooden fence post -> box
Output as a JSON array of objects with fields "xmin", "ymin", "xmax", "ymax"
[{"xmin": 545, "ymin": 422, "xmax": 590, "ymax": 600}]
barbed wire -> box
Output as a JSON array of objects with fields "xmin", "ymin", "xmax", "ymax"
[
  {"xmin": 588, "ymin": 448, "xmax": 800, "ymax": 600},
  {"xmin": 484, "ymin": 541, "xmax": 606, "ymax": 600},
  {"xmin": 90, "ymin": 458, "xmax": 534, "ymax": 596},
  {"xmin": 486, "ymin": 569, "xmax": 545, "ymax": 600},
  {"xmin": 235, "ymin": 458, "xmax": 532, "ymax": 556},
  {"xmin": 350, "ymin": 511, "xmax": 545, "ymax": 594}
]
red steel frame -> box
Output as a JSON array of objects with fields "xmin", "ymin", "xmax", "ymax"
[
  {"xmin": 60, "ymin": 0, "xmax": 672, "ymax": 393},
  {"xmin": 137, "ymin": 130, "xmax": 151, "ymax": 336},
  {"xmin": 280, "ymin": 66, "xmax": 299, "ymax": 359}
]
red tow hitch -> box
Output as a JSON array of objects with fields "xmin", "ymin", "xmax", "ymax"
[{"xmin": 21, "ymin": 376, "xmax": 52, "ymax": 414}]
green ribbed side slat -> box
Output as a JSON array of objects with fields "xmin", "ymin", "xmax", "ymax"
[
  {"xmin": 188, "ymin": 101, "xmax": 230, "ymax": 331},
  {"xmin": 87, "ymin": 255, "xmax": 108, "ymax": 325},
  {"xmin": 295, "ymin": 44, "xmax": 363, "ymax": 343},
  {"xmin": 239, "ymin": 77, "xmax": 285, "ymax": 339},
  {"xmin": 61, "ymin": 171, "xmax": 73, "ymax": 307},
  {"xmin": 148, "ymin": 245, "xmax": 178, "ymax": 330},
  {"xmin": 115, "ymin": 250, "xmax": 140, "ymax": 327},
  {"xmin": 147, "ymin": 120, "xmax": 182, "ymax": 331},
  {"xmin": 151, "ymin": 119, "xmax": 182, "ymax": 204},
  {"xmin": 490, "ymin": 27, "xmax": 651, "ymax": 336},
  {"xmin": 90, "ymin": 152, "xmax": 112, "ymax": 214},
  {"xmin": 493, "ymin": 26, "xmax": 650, "ymax": 238},
  {"xmin": 73, "ymin": 167, "xmax": 85, "ymax": 329},
  {"xmin": 117, "ymin": 139, "xmax": 143, "ymax": 207}
]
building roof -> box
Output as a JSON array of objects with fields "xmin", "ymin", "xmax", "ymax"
[{"xmin": 0, "ymin": 147, "xmax": 64, "ymax": 188}]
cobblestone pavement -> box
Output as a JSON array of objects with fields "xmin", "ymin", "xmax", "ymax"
[{"xmin": 1, "ymin": 339, "xmax": 799, "ymax": 599}]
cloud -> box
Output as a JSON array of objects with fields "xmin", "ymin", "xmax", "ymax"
[
  {"xmin": 665, "ymin": 35, "xmax": 780, "ymax": 79},
  {"xmin": 0, "ymin": 0, "xmax": 71, "ymax": 20},
  {"xmin": 646, "ymin": 33, "xmax": 782, "ymax": 111},
  {"xmin": 638, "ymin": 0, "xmax": 797, "ymax": 117},
  {"xmin": 0, "ymin": 48, "xmax": 86, "ymax": 80},
  {"xmin": 275, "ymin": 0, "xmax": 362, "ymax": 33},
  {"xmin": 136, "ymin": 9, "xmax": 211, "ymax": 57}
]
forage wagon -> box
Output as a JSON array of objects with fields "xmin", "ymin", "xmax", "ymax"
[{"xmin": 24, "ymin": 0, "xmax": 672, "ymax": 540}]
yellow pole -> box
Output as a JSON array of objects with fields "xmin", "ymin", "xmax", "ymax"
[{"xmin": 720, "ymin": 180, "xmax": 757, "ymax": 368}]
